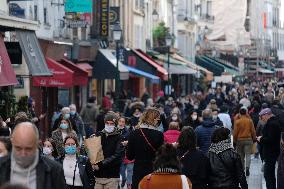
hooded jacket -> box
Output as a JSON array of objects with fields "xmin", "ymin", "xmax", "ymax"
[{"xmin": 195, "ymin": 118, "xmax": 218, "ymax": 155}]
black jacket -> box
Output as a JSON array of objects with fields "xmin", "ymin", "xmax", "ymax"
[
  {"xmin": 0, "ymin": 154, "xmax": 66, "ymax": 189},
  {"xmin": 94, "ymin": 129, "xmax": 124, "ymax": 178},
  {"xmin": 59, "ymin": 155, "xmax": 94, "ymax": 189},
  {"xmin": 177, "ymin": 149, "xmax": 210, "ymax": 189},
  {"xmin": 127, "ymin": 128, "xmax": 164, "ymax": 189},
  {"xmin": 260, "ymin": 116, "xmax": 281, "ymax": 160},
  {"xmin": 209, "ymin": 148, "xmax": 247, "ymax": 189},
  {"xmin": 182, "ymin": 116, "xmax": 201, "ymax": 130}
]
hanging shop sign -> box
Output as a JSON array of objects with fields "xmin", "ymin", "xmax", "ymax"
[
  {"xmin": 67, "ymin": 20, "xmax": 88, "ymax": 28},
  {"xmin": 109, "ymin": 7, "xmax": 120, "ymax": 25},
  {"xmin": 65, "ymin": 0, "xmax": 92, "ymax": 13},
  {"xmin": 99, "ymin": 0, "xmax": 109, "ymax": 38}
]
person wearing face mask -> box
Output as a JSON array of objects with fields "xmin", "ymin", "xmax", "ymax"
[
  {"xmin": 118, "ymin": 117, "xmax": 134, "ymax": 189},
  {"xmin": 211, "ymin": 109, "xmax": 223, "ymax": 127},
  {"xmin": 0, "ymin": 122, "xmax": 66, "ymax": 189},
  {"xmin": 69, "ymin": 104, "xmax": 86, "ymax": 146},
  {"xmin": 53, "ymin": 107, "xmax": 78, "ymax": 133},
  {"xmin": 182, "ymin": 110, "xmax": 201, "ymax": 130},
  {"xmin": 166, "ymin": 113, "xmax": 182, "ymax": 130},
  {"xmin": 92, "ymin": 112, "xmax": 124, "ymax": 189},
  {"xmin": 0, "ymin": 137, "xmax": 11, "ymax": 158},
  {"xmin": 127, "ymin": 108, "xmax": 164, "ymax": 189},
  {"xmin": 61, "ymin": 135, "xmax": 94, "ymax": 189},
  {"xmin": 42, "ymin": 138, "xmax": 59, "ymax": 161},
  {"xmin": 52, "ymin": 118, "xmax": 77, "ymax": 158},
  {"xmin": 257, "ymin": 108, "xmax": 281, "ymax": 189},
  {"xmin": 130, "ymin": 107, "xmax": 143, "ymax": 128}
]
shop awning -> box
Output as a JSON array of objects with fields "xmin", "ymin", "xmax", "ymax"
[
  {"xmin": 59, "ymin": 59, "xmax": 89, "ymax": 86},
  {"xmin": 132, "ymin": 49, "xmax": 168, "ymax": 80},
  {"xmin": 33, "ymin": 58, "xmax": 74, "ymax": 87},
  {"xmin": 93, "ymin": 49, "xmax": 129, "ymax": 80},
  {"xmin": 77, "ymin": 63, "xmax": 93, "ymax": 77},
  {"xmin": 258, "ymin": 68, "xmax": 274, "ymax": 74},
  {"xmin": 124, "ymin": 65, "xmax": 160, "ymax": 83},
  {"xmin": 16, "ymin": 30, "xmax": 51, "ymax": 76},
  {"xmin": 168, "ymin": 64, "xmax": 197, "ymax": 75},
  {"xmin": 0, "ymin": 36, "xmax": 18, "ymax": 86}
]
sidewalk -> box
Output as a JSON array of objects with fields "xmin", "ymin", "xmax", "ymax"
[{"xmin": 248, "ymin": 157, "xmax": 265, "ymax": 189}]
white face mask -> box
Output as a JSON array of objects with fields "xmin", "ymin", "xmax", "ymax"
[
  {"xmin": 191, "ymin": 115, "xmax": 198, "ymax": 120},
  {"xmin": 105, "ymin": 124, "xmax": 115, "ymax": 133},
  {"xmin": 43, "ymin": 147, "xmax": 53, "ymax": 155},
  {"xmin": 212, "ymin": 115, "xmax": 218, "ymax": 120},
  {"xmin": 172, "ymin": 116, "xmax": 178, "ymax": 121}
]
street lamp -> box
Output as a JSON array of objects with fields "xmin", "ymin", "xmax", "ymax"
[
  {"xmin": 152, "ymin": 9, "xmax": 159, "ymax": 22},
  {"xmin": 113, "ymin": 22, "xmax": 122, "ymax": 95},
  {"xmin": 165, "ymin": 33, "xmax": 172, "ymax": 95}
]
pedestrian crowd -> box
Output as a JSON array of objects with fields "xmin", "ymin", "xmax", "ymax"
[{"xmin": 0, "ymin": 80, "xmax": 284, "ymax": 189}]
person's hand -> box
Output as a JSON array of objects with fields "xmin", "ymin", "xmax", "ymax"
[
  {"xmin": 92, "ymin": 164, "xmax": 99, "ymax": 170},
  {"xmin": 39, "ymin": 114, "xmax": 46, "ymax": 119},
  {"xmin": 257, "ymin": 136, "xmax": 262, "ymax": 142}
]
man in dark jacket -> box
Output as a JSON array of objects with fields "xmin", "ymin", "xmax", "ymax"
[
  {"xmin": 0, "ymin": 122, "xmax": 65, "ymax": 189},
  {"xmin": 257, "ymin": 108, "xmax": 281, "ymax": 189},
  {"xmin": 93, "ymin": 112, "xmax": 123, "ymax": 189},
  {"xmin": 80, "ymin": 97, "xmax": 99, "ymax": 136},
  {"xmin": 195, "ymin": 109, "xmax": 218, "ymax": 155}
]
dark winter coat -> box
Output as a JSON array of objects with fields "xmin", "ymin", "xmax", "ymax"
[
  {"xmin": 195, "ymin": 118, "xmax": 218, "ymax": 155},
  {"xmin": 260, "ymin": 116, "xmax": 281, "ymax": 160},
  {"xmin": 0, "ymin": 154, "xmax": 66, "ymax": 189},
  {"xmin": 94, "ymin": 129, "xmax": 124, "ymax": 178},
  {"xmin": 182, "ymin": 116, "xmax": 201, "ymax": 130},
  {"xmin": 208, "ymin": 140, "xmax": 248, "ymax": 189},
  {"xmin": 177, "ymin": 149, "xmax": 210, "ymax": 189},
  {"xmin": 70, "ymin": 113, "xmax": 86, "ymax": 140},
  {"xmin": 59, "ymin": 155, "xmax": 95, "ymax": 189},
  {"xmin": 277, "ymin": 143, "xmax": 284, "ymax": 189},
  {"xmin": 127, "ymin": 127, "xmax": 164, "ymax": 189}
]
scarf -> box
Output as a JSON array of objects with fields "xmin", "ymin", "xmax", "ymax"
[
  {"xmin": 209, "ymin": 139, "xmax": 233, "ymax": 154},
  {"xmin": 139, "ymin": 123, "xmax": 158, "ymax": 131}
]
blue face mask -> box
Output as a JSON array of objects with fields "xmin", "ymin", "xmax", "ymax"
[
  {"xmin": 70, "ymin": 111, "xmax": 76, "ymax": 116},
  {"xmin": 64, "ymin": 114, "xmax": 70, "ymax": 119},
  {"xmin": 65, "ymin": 145, "xmax": 77, "ymax": 155},
  {"xmin": 60, "ymin": 123, "xmax": 69, "ymax": 129}
]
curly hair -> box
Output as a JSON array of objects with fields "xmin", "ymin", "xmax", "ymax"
[
  {"xmin": 153, "ymin": 143, "xmax": 181, "ymax": 171},
  {"xmin": 63, "ymin": 134, "xmax": 79, "ymax": 147},
  {"xmin": 211, "ymin": 127, "xmax": 230, "ymax": 143},
  {"xmin": 138, "ymin": 107, "xmax": 160, "ymax": 127}
]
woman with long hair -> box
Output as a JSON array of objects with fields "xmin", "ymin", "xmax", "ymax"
[
  {"xmin": 139, "ymin": 144, "xmax": 192, "ymax": 189},
  {"xmin": 42, "ymin": 138, "xmax": 59, "ymax": 160},
  {"xmin": 209, "ymin": 127, "xmax": 248, "ymax": 189},
  {"xmin": 51, "ymin": 118, "xmax": 77, "ymax": 157},
  {"xmin": 127, "ymin": 108, "xmax": 164, "ymax": 189},
  {"xmin": 61, "ymin": 135, "xmax": 94, "ymax": 189},
  {"xmin": 177, "ymin": 127, "xmax": 210, "ymax": 189}
]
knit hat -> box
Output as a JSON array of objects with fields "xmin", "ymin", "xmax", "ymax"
[
  {"xmin": 104, "ymin": 112, "xmax": 118, "ymax": 125},
  {"xmin": 259, "ymin": 108, "xmax": 272, "ymax": 116}
]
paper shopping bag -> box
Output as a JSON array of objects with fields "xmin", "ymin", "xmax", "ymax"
[{"xmin": 84, "ymin": 136, "xmax": 104, "ymax": 164}]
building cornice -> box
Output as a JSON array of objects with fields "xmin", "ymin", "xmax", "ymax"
[{"xmin": 0, "ymin": 14, "xmax": 39, "ymax": 31}]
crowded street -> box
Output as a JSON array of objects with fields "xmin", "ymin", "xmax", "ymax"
[{"xmin": 1, "ymin": 0, "xmax": 284, "ymax": 189}]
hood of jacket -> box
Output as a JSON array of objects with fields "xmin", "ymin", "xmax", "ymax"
[{"xmin": 209, "ymin": 139, "xmax": 233, "ymax": 154}]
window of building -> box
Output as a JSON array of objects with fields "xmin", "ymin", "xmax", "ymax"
[
  {"xmin": 135, "ymin": 0, "xmax": 144, "ymax": 10},
  {"xmin": 34, "ymin": 5, "xmax": 37, "ymax": 21},
  {"xmin": 43, "ymin": 8, "xmax": 48, "ymax": 24}
]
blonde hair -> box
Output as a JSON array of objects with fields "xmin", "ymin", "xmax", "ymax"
[
  {"xmin": 168, "ymin": 122, "xmax": 179, "ymax": 130},
  {"xmin": 138, "ymin": 108, "xmax": 160, "ymax": 127}
]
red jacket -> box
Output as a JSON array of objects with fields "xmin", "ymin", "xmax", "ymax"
[
  {"xmin": 102, "ymin": 96, "xmax": 112, "ymax": 110},
  {"xmin": 163, "ymin": 130, "xmax": 180, "ymax": 144}
]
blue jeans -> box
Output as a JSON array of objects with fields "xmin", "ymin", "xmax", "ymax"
[{"xmin": 120, "ymin": 163, "xmax": 134, "ymax": 184}]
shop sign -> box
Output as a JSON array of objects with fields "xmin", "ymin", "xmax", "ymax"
[
  {"xmin": 109, "ymin": 7, "xmax": 120, "ymax": 25},
  {"xmin": 99, "ymin": 0, "xmax": 109, "ymax": 38},
  {"xmin": 65, "ymin": 0, "xmax": 92, "ymax": 13},
  {"xmin": 67, "ymin": 20, "xmax": 88, "ymax": 28}
]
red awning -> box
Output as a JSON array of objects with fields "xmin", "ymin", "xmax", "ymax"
[
  {"xmin": 33, "ymin": 58, "xmax": 74, "ymax": 87},
  {"xmin": 59, "ymin": 59, "xmax": 88, "ymax": 86},
  {"xmin": 132, "ymin": 49, "xmax": 168, "ymax": 80},
  {"xmin": 77, "ymin": 63, "xmax": 93, "ymax": 77},
  {"xmin": 0, "ymin": 36, "xmax": 18, "ymax": 87}
]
